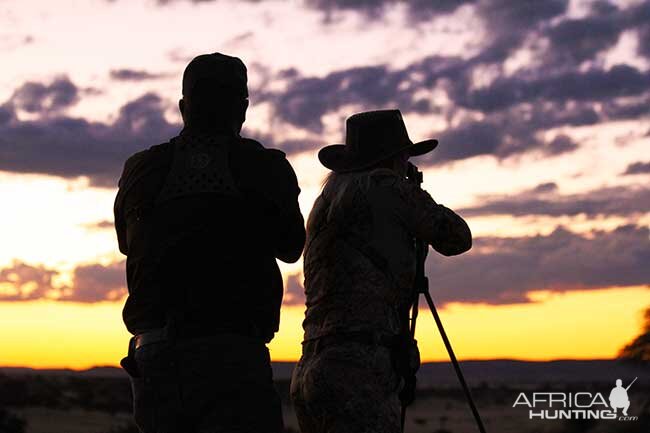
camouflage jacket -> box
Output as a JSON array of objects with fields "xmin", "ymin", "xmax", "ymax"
[{"xmin": 302, "ymin": 168, "xmax": 471, "ymax": 341}]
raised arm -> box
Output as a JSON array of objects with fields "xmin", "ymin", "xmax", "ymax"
[
  {"xmin": 371, "ymin": 170, "xmax": 472, "ymax": 256},
  {"xmin": 416, "ymin": 199, "xmax": 472, "ymax": 256},
  {"xmin": 266, "ymin": 153, "xmax": 306, "ymax": 263},
  {"xmin": 113, "ymin": 152, "xmax": 144, "ymax": 256}
]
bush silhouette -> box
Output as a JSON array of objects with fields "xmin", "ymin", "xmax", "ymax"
[{"xmin": 619, "ymin": 307, "xmax": 650, "ymax": 362}]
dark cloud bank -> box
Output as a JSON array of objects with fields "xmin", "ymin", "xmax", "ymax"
[
  {"xmin": 109, "ymin": 69, "xmax": 167, "ymax": 81},
  {"xmin": 3, "ymin": 0, "xmax": 650, "ymax": 183},
  {"xmin": 0, "ymin": 80, "xmax": 180, "ymax": 187},
  {"xmin": 623, "ymin": 161, "xmax": 650, "ymax": 175},
  {"xmin": 253, "ymin": 0, "xmax": 650, "ymax": 164},
  {"xmin": 458, "ymin": 182, "xmax": 650, "ymax": 218},
  {"xmin": 2, "ymin": 222, "xmax": 647, "ymax": 305},
  {"xmin": 0, "ymin": 260, "xmax": 126, "ymax": 303},
  {"xmin": 428, "ymin": 224, "xmax": 650, "ymax": 305},
  {"xmin": 8, "ymin": 77, "xmax": 80, "ymax": 114},
  {"xmin": 280, "ymin": 223, "xmax": 650, "ymax": 307},
  {"xmin": 0, "ymin": 0, "xmax": 646, "ymax": 308}
]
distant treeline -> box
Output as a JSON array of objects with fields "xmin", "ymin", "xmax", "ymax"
[
  {"xmin": 0, "ymin": 373, "xmax": 132, "ymax": 413},
  {"xmin": 0, "ymin": 373, "xmax": 303, "ymax": 413}
]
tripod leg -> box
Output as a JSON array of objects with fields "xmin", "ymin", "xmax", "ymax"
[{"xmin": 423, "ymin": 290, "xmax": 487, "ymax": 433}]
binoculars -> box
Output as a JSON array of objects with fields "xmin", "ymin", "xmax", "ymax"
[{"xmin": 406, "ymin": 162, "xmax": 423, "ymax": 186}]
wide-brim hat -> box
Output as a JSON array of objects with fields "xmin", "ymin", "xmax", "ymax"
[{"xmin": 318, "ymin": 109, "xmax": 437, "ymax": 173}]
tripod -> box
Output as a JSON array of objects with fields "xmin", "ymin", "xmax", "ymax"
[{"xmin": 401, "ymin": 163, "xmax": 487, "ymax": 433}]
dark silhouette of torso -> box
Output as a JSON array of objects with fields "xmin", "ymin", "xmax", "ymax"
[{"xmin": 115, "ymin": 128, "xmax": 304, "ymax": 341}]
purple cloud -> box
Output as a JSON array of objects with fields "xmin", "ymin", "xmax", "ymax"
[
  {"xmin": 152, "ymin": 0, "xmax": 476, "ymax": 21},
  {"xmin": 83, "ymin": 220, "xmax": 115, "ymax": 230},
  {"xmin": 623, "ymin": 161, "xmax": 650, "ymax": 175},
  {"xmin": 274, "ymin": 224, "xmax": 650, "ymax": 308},
  {"xmin": 110, "ymin": 69, "xmax": 167, "ymax": 81},
  {"xmin": 9, "ymin": 77, "xmax": 79, "ymax": 114},
  {"xmin": 3, "ymin": 223, "xmax": 648, "ymax": 307},
  {"xmin": 283, "ymin": 273, "xmax": 305, "ymax": 306},
  {"xmin": 457, "ymin": 65, "xmax": 650, "ymax": 113},
  {"xmin": 4, "ymin": 0, "xmax": 650, "ymax": 181},
  {"xmin": 427, "ymin": 224, "xmax": 650, "ymax": 305},
  {"xmin": 0, "ymin": 262, "xmax": 58, "ymax": 301},
  {"xmin": 63, "ymin": 262, "xmax": 126, "ymax": 303},
  {"xmin": 0, "ymin": 260, "xmax": 126, "ymax": 303},
  {"xmin": 0, "ymin": 89, "xmax": 180, "ymax": 187},
  {"xmin": 457, "ymin": 183, "xmax": 650, "ymax": 218}
]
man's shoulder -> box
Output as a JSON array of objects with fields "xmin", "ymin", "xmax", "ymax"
[
  {"xmin": 239, "ymin": 137, "xmax": 287, "ymax": 159},
  {"xmin": 119, "ymin": 140, "xmax": 174, "ymax": 186},
  {"xmin": 239, "ymin": 137, "xmax": 265, "ymax": 151},
  {"xmin": 237, "ymin": 137, "xmax": 293, "ymax": 171},
  {"xmin": 235, "ymin": 136, "xmax": 299, "ymax": 193},
  {"xmin": 126, "ymin": 140, "xmax": 172, "ymax": 163}
]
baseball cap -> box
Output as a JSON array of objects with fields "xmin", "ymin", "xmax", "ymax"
[{"xmin": 182, "ymin": 52, "xmax": 248, "ymax": 98}]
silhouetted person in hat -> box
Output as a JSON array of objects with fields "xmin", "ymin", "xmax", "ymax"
[
  {"xmin": 114, "ymin": 52, "xmax": 305, "ymax": 433},
  {"xmin": 290, "ymin": 110, "xmax": 471, "ymax": 433}
]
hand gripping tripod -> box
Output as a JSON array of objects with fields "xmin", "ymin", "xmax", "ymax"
[{"xmin": 401, "ymin": 162, "xmax": 487, "ymax": 433}]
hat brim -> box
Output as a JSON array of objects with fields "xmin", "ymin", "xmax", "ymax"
[{"xmin": 318, "ymin": 138, "xmax": 438, "ymax": 173}]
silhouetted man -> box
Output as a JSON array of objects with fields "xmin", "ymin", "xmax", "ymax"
[{"xmin": 114, "ymin": 52, "xmax": 305, "ymax": 433}]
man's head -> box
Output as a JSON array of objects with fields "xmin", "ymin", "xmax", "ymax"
[
  {"xmin": 179, "ymin": 53, "xmax": 249, "ymax": 134},
  {"xmin": 616, "ymin": 379, "xmax": 623, "ymax": 387}
]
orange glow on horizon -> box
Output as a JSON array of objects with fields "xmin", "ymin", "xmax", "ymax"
[{"xmin": 0, "ymin": 286, "xmax": 648, "ymax": 370}]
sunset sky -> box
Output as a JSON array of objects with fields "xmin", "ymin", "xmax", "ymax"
[{"xmin": 0, "ymin": 0, "xmax": 649, "ymax": 369}]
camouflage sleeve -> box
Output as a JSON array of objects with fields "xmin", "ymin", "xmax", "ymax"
[{"xmin": 371, "ymin": 170, "xmax": 472, "ymax": 256}]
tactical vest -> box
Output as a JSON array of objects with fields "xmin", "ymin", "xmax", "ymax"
[{"xmin": 121, "ymin": 132, "xmax": 283, "ymax": 341}]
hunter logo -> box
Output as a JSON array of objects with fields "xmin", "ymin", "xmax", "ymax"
[
  {"xmin": 609, "ymin": 378, "xmax": 635, "ymax": 416},
  {"xmin": 513, "ymin": 378, "xmax": 639, "ymax": 422}
]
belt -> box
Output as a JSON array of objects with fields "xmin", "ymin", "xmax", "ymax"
[
  {"xmin": 134, "ymin": 325, "xmax": 265, "ymax": 350},
  {"xmin": 134, "ymin": 328, "xmax": 169, "ymax": 350}
]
